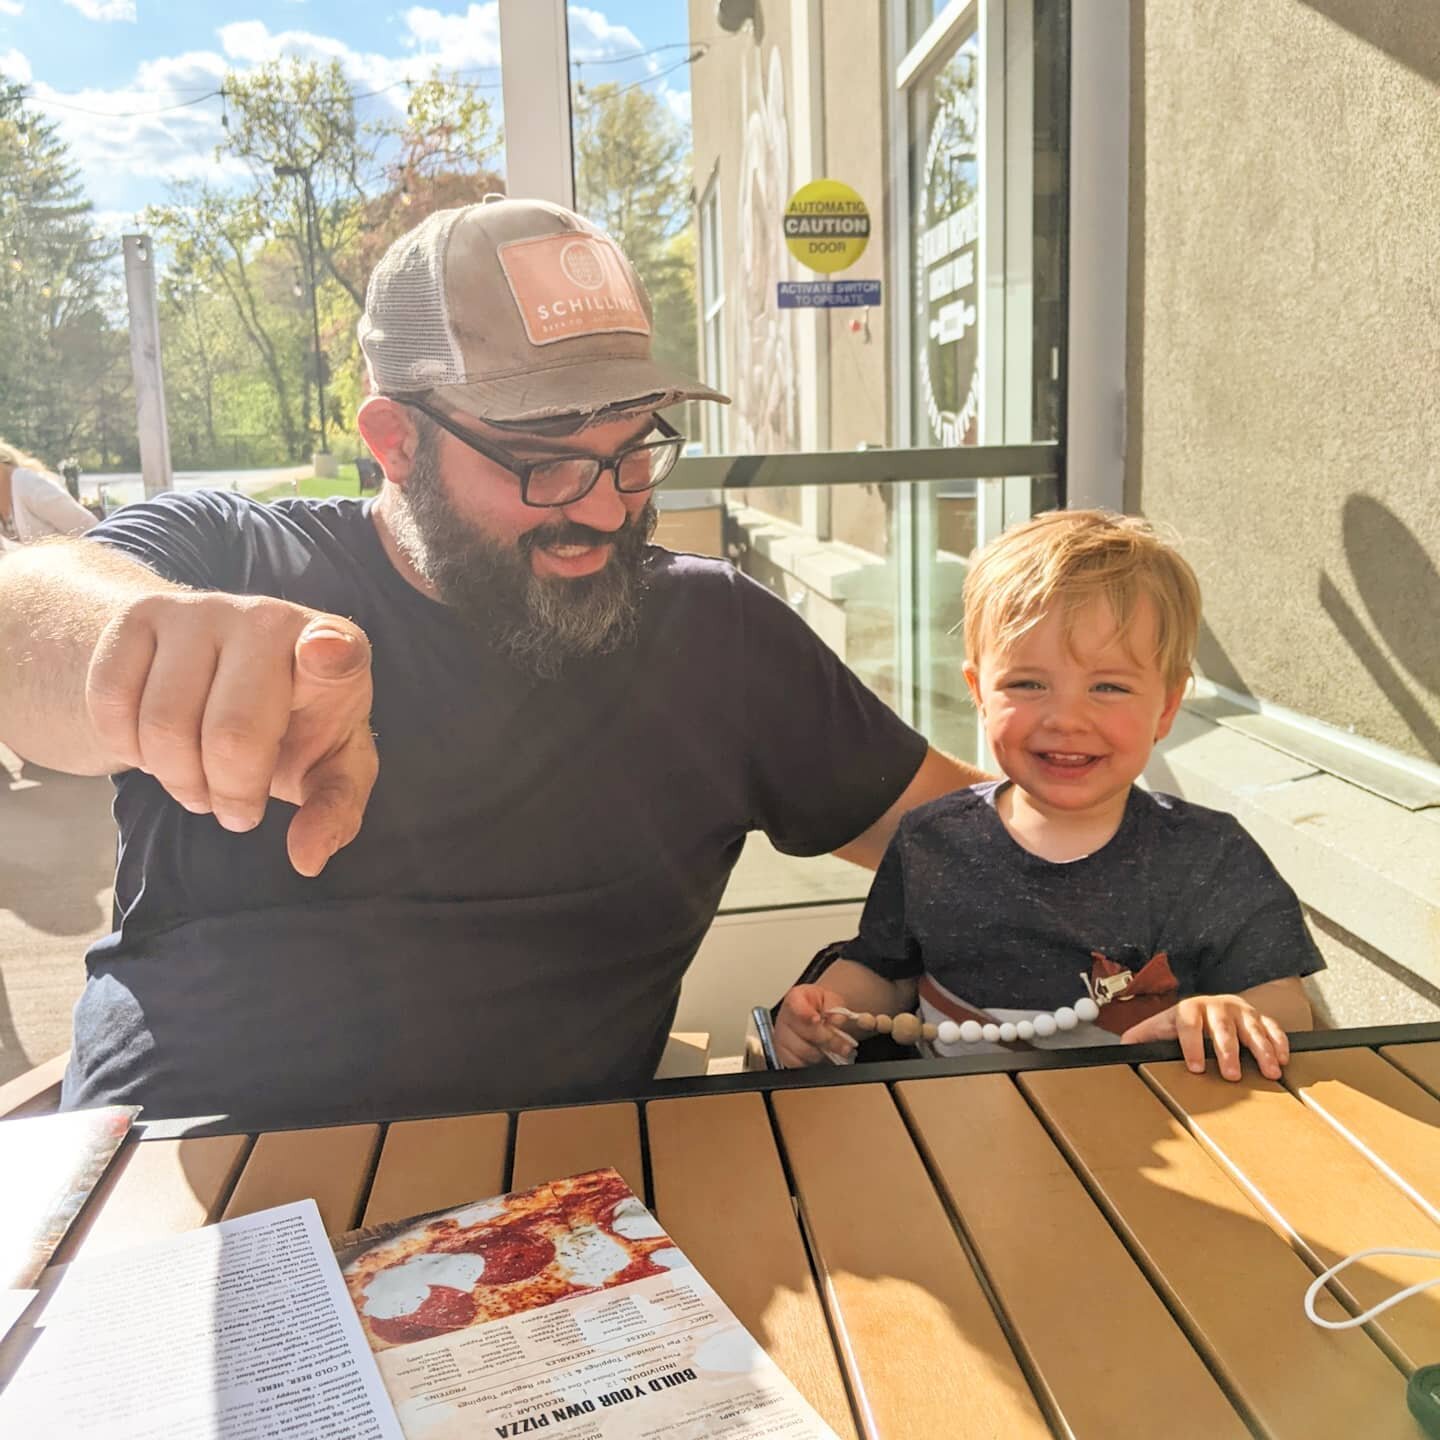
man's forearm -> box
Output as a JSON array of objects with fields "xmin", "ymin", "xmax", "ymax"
[
  {"xmin": 833, "ymin": 745, "xmax": 990, "ymax": 868},
  {"xmin": 0, "ymin": 539, "xmax": 175, "ymax": 773}
]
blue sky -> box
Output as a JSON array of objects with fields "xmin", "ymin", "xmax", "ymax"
[{"xmin": 0, "ymin": 2, "xmax": 694, "ymax": 228}]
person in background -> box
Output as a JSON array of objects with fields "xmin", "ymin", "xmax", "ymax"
[
  {"xmin": 0, "ymin": 440, "xmax": 97, "ymax": 546},
  {"xmin": 60, "ymin": 456, "xmax": 82, "ymax": 501},
  {"xmin": 776, "ymin": 509, "xmax": 1320, "ymax": 1081}
]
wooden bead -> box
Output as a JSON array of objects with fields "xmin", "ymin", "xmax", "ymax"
[
  {"xmin": 853, "ymin": 1012, "xmax": 877, "ymax": 1032},
  {"xmin": 873, "ymin": 1013, "xmax": 893, "ymax": 1034},
  {"xmin": 921, "ymin": 1023, "xmax": 939, "ymax": 1041},
  {"xmin": 890, "ymin": 1013, "xmax": 922, "ymax": 1045}
]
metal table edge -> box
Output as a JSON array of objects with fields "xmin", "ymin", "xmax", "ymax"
[{"xmin": 128, "ymin": 1021, "xmax": 1440, "ymax": 1142}]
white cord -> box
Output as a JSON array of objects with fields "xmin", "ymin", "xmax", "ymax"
[{"xmin": 1304, "ymin": 1247, "xmax": 1440, "ymax": 1329}]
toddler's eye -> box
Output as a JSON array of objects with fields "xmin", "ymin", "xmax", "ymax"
[
  {"xmin": 1005, "ymin": 680, "xmax": 1043, "ymax": 691},
  {"xmin": 1094, "ymin": 682, "xmax": 1131, "ymax": 694}
]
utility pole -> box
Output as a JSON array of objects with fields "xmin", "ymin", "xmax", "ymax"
[
  {"xmin": 275, "ymin": 162, "xmax": 334, "ymax": 475},
  {"xmin": 121, "ymin": 234, "xmax": 173, "ymax": 499}
]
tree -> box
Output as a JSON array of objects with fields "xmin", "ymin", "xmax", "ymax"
[
  {"xmin": 145, "ymin": 185, "xmax": 308, "ymax": 459},
  {"xmin": 572, "ymin": 81, "xmax": 699, "ymax": 384},
  {"xmin": 0, "ymin": 72, "xmax": 124, "ymax": 465},
  {"xmin": 213, "ymin": 60, "xmax": 503, "ymax": 455}
]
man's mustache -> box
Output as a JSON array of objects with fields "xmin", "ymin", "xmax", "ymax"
[{"xmin": 519, "ymin": 516, "xmax": 640, "ymax": 555}]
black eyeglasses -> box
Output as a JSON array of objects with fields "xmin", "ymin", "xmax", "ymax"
[{"xmin": 394, "ymin": 396, "xmax": 686, "ymax": 508}]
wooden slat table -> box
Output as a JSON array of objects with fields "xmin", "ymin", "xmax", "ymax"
[{"xmin": 11, "ymin": 1025, "xmax": 1440, "ymax": 1437}]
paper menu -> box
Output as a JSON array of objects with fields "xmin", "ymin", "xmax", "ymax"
[
  {"xmin": 0, "ymin": 1200, "xmax": 404, "ymax": 1439},
  {"xmin": 334, "ymin": 1168, "xmax": 840, "ymax": 1438},
  {"xmin": 0, "ymin": 1170, "xmax": 840, "ymax": 1438},
  {"xmin": 0, "ymin": 1103, "xmax": 137, "ymax": 1291}
]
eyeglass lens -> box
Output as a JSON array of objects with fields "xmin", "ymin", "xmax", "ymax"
[{"xmin": 526, "ymin": 437, "xmax": 683, "ymax": 505}]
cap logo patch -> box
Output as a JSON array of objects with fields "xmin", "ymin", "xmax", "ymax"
[
  {"xmin": 498, "ymin": 233, "xmax": 650, "ymax": 347},
  {"xmin": 560, "ymin": 240, "xmax": 606, "ymax": 290}
]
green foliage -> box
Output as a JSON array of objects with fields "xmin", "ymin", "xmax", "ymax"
[
  {"xmin": 573, "ymin": 81, "xmax": 699, "ymax": 382},
  {"xmin": 252, "ymin": 465, "xmax": 363, "ymax": 504},
  {"xmin": 0, "ymin": 73, "xmax": 130, "ymax": 467},
  {"xmin": 4, "ymin": 59, "xmax": 698, "ymax": 474}
]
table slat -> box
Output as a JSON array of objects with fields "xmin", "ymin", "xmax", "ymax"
[
  {"xmin": 647, "ymin": 1093, "xmax": 858, "ymax": 1439},
  {"xmin": 1022, "ymin": 1065, "xmax": 1410, "ymax": 1439},
  {"xmin": 510, "ymin": 1102, "xmax": 644, "ymax": 1199},
  {"xmin": 1381, "ymin": 1042, "xmax": 1440, "ymax": 1098},
  {"xmin": 1144, "ymin": 1060, "xmax": 1440, "ymax": 1373},
  {"xmin": 772, "ymin": 1084, "xmax": 1050, "ymax": 1439},
  {"xmin": 1285, "ymin": 1048, "xmax": 1440, "ymax": 1225},
  {"xmin": 53, "ymin": 1134, "xmax": 250, "ymax": 1264},
  {"xmin": 222, "ymin": 1124, "xmax": 380, "ymax": 1235},
  {"xmin": 897, "ymin": 1075, "xmax": 1247, "ymax": 1439},
  {"xmin": 362, "ymin": 1112, "xmax": 511, "ymax": 1227}
]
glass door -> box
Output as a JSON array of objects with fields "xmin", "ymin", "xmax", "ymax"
[{"xmin": 502, "ymin": 0, "xmax": 1067, "ymax": 913}]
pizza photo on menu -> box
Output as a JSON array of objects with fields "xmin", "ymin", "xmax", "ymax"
[{"xmin": 335, "ymin": 1168, "xmax": 691, "ymax": 1350}]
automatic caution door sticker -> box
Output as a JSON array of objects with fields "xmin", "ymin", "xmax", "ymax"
[{"xmin": 783, "ymin": 180, "xmax": 871, "ymax": 274}]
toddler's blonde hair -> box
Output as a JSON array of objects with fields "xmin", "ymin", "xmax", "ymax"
[{"xmin": 962, "ymin": 509, "xmax": 1201, "ymax": 690}]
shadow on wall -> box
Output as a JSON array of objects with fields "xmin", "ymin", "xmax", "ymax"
[
  {"xmin": 1320, "ymin": 495, "xmax": 1440, "ymax": 762},
  {"xmin": 1194, "ymin": 619, "xmax": 1251, "ymax": 699},
  {"xmin": 1297, "ymin": 1, "xmax": 1440, "ymax": 90}
]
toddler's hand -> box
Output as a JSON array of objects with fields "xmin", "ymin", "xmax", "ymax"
[
  {"xmin": 774, "ymin": 984, "xmax": 861, "ymax": 1069},
  {"xmin": 1120, "ymin": 994, "xmax": 1291, "ymax": 1081}
]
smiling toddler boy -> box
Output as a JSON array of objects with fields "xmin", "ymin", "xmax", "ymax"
[{"xmin": 776, "ymin": 509, "xmax": 1322, "ymax": 1079}]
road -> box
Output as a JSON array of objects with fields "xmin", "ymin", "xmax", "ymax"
[{"xmin": 79, "ymin": 466, "xmax": 314, "ymax": 509}]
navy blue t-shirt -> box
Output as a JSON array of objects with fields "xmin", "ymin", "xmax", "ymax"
[
  {"xmin": 849, "ymin": 781, "xmax": 1322, "ymax": 1044},
  {"xmin": 64, "ymin": 493, "xmax": 926, "ymax": 1121}
]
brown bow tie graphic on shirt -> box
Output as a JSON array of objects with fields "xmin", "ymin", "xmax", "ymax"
[{"xmin": 1089, "ymin": 951, "xmax": 1179, "ymax": 1034}]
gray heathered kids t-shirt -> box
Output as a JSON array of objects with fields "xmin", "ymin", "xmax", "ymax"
[{"xmin": 848, "ymin": 781, "xmax": 1323, "ymax": 1051}]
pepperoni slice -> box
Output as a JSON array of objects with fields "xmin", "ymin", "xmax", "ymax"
[
  {"xmin": 471, "ymin": 1230, "xmax": 555, "ymax": 1285},
  {"xmin": 368, "ymin": 1284, "xmax": 477, "ymax": 1344}
]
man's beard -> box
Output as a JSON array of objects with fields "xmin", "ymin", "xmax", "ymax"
[{"xmin": 390, "ymin": 437, "xmax": 657, "ymax": 679}]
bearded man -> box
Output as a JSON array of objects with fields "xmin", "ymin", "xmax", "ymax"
[{"xmin": 0, "ymin": 198, "xmax": 982, "ymax": 1122}]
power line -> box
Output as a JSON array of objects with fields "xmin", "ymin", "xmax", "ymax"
[
  {"xmin": 14, "ymin": 67, "xmax": 506, "ymax": 120},
  {"xmin": 9, "ymin": 36, "xmax": 708, "ymax": 117},
  {"xmin": 571, "ymin": 40, "xmax": 696, "ymax": 69},
  {"xmin": 602, "ymin": 50, "xmax": 706, "ymax": 100}
]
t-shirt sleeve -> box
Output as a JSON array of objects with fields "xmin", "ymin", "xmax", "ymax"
[
  {"xmin": 17, "ymin": 470, "xmax": 96, "ymax": 537},
  {"xmin": 87, "ymin": 490, "xmax": 258, "ymax": 592},
  {"xmin": 1192, "ymin": 821, "xmax": 1325, "ymax": 994},
  {"xmin": 738, "ymin": 573, "xmax": 928, "ymax": 855},
  {"xmin": 844, "ymin": 830, "xmax": 924, "ymax": 980}
]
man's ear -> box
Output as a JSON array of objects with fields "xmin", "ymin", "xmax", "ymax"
[{"xmin": 356, "ymin": 397, "xmax": 420, "ymax": 487}]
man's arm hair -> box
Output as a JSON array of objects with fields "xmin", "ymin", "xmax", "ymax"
[
  {"xmin": 0, "ymin": 538, "xmax": 178, "ymax": 774},
  {"xmin": 832, "ymin": 746, "xmax": 988, "ymax": 870}
]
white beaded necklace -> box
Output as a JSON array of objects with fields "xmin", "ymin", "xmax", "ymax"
[{"xmin": 828, "ymin": 973, "xmax": 1108, "ymax": 1050}]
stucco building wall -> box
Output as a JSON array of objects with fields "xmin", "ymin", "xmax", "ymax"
[{"xmin": 1125, "ymin": 0, "xmax": 1440, "ymax": 763}]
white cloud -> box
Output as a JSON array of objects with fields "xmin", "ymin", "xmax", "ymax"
[
  {"xmin": 664, "ymin": 86, "xmax": 691, "ymax": 125},
  {"xmin": 400, "ymin": 4, "xmax": 502, "ymax": 67},
  {"xmin": 0, "ymin": 2, "xmax": 24, "ymax": 18},
  {"xmin": 0, "ymin": 46, "xmax": 30, "ymax": 83},
  {"xmin": 20, "ymin": 5, "xmax": 525, "ymax": 213},
  {"xmin": 26, "ymin": 60, "xmax": 247, "ymax": 202},
  {"xmin": 566, "ymin": 5, "xmax": 642, "ymax": 61},
  {"xmin": 62, "ymin": 0, "xmax": 136, "ymax": 20},
  {"xmin": 90, "ymin": 208, "xmax": 143, "ymax": 237}
]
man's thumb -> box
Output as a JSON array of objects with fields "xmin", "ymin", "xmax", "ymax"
[{"xmin": 295, "ymin": 620, "xmax": 370, "ymax": 685}]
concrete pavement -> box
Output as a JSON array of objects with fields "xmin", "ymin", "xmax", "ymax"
[{"xmin": 0, "ymin": 754, "xmax": 115, "ymax": 1086}]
